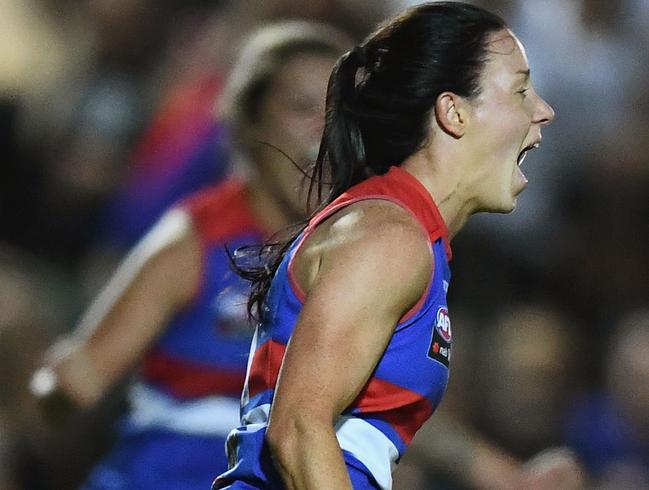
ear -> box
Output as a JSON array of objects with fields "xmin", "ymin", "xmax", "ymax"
[{"xmin": 434, "ymin": 92, "xmax": 467, "ymax": 138}]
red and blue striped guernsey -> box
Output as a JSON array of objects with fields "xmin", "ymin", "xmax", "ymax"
[
  {"xmin": 84, "ymin": 180, "xmax": 263, "ymax": 489},
  {"xmin": 214, "ymin": 166, "xmax": 453, "ymax": 490}
]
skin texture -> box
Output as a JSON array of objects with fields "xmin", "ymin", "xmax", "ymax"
[{"xmin": 265, "ymin": 28, "xmax": 558, "ymax": 490}]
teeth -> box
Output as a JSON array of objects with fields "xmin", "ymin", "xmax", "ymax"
[
  {"xmin": 517, "ymin": 141, "xmax": 540, "ymax": 166},
  {"xmin": 517, "ymin": 151, "xmax": 528, "ymax": 166}
]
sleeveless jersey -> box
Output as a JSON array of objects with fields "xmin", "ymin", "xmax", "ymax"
[
  {"xmin": 214, "ymin": 166, "xmax": 453, "ymax": 490},
  {"xmin": 126, "ymin": 179, "xmax": 262, "ymax": 437}
]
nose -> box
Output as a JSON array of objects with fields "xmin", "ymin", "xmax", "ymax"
[{"xmin": 534, "ymin": 95, "xmax": 555, "ymax": 126}]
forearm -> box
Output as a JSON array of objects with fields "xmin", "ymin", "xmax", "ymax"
[
  {"xmin": 32, "ymin": 211, "xmax": 199, "ymax": 417},
  {"xmin": 409, "ymin": 411, "xmax": 522, "ymax": 489},
  {"xmin": 35, "ymin": 280, "xmax": 175, "ymax": 409},
  {"xmin": 268, "ymin": 419, "xmax": 352, "ymax": 490},
  {"xmin": 31, "ymin": 338, "xmax": 106, "ymax": 409}
]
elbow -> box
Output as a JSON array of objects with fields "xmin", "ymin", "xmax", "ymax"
[
  {"xmin": 266, "ymin": 412, "xmax": 317, "ymax": 472},
  {"xmin": 266, "ymin": 417, "xmax": 296, "ymax": 467}
]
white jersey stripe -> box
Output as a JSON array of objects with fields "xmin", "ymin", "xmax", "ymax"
[
  {"xmin": 128, "ymin": 383, "xmax": 240, "ymax": 436},
  {"xmin": 240, "ymin": 328, "xmax": 260, "ymax": 408},
  {"xmin": 335, "ymin": 415, "xmax": 399, "ymax": 490}
]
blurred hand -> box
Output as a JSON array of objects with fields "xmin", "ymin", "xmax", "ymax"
[
  {"xmin": 30, "ymin": 365, "xmax": 78, "ymax": 427},
  {"xmin": 470, "ymin": 442, "xmax": 524, "ymax": 490},
  {"xmin": 522, "ymin": 447, "xmax": 586, "ymax": 490},
  {"xmin": 29, "ymin": 338, "xmax": 102, "ymax": 426}
]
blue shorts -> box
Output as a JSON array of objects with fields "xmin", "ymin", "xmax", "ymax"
[
  {"xmin": 218, "ymin": 463, "xmax": 379, "ymax": 490},
  {"xmin": 81, "ymin": 429, "xmax": 228, "ymax": 490}
]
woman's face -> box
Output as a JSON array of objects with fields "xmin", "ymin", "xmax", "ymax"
[
  {"xmin": 462, "ymin": 29, "xmax": 555, "ymax": 214},
  {"xmin": 250, "ymin": 52, "xmax": 337, "ymax": 219}
]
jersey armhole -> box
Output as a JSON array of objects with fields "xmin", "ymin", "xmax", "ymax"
[{"xmin": 398, "ymin": 268, "xmax": 434, "ymax": 325}]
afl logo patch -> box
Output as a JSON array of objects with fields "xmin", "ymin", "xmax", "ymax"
[
  {"xmin": 435, "ymin": 307, "xmax": 452, "ymax": 342},
  {"xmin": 428, "ymin": 306, "xmax": 452, "ymax": 367}
]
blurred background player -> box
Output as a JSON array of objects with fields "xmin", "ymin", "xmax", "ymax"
[{"xmin": 29, "ymin": 21, "xmax": 350, "ymax": 490}]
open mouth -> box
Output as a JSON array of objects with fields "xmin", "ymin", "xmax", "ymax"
[{"xmin": 517, "ymin": 142, "xmax": 540, "ymax": 166}]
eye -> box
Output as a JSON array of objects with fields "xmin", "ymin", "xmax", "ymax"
[{"xmin": 517, "ymin": 87, "xmax": 529, "ymax": 98}]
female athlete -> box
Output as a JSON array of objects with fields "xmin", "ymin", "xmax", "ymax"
[{"xmin": 215, "ymin": 2, "xmax": 554, "ymax": 490}]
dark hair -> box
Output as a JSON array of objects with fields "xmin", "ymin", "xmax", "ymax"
[{"xmin": 236, "ymin": 2, "xmax": 507, "ymax": 320}]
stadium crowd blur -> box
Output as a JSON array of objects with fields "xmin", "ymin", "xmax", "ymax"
[{"xmin": 2, "ymin": 0, "xmax": 648, "ymax": 488}]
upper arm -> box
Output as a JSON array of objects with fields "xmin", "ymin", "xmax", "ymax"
[
  {"xmin": 49, "ymin": 209, "xmax": 203, "ymax": 402},
  {"xmin": 269, "ymin": 203, "xmax": 433, "ymax": 428},
  {"xmin": 80, "ymin": 208, "xmax": 202, "ymax": 349}
]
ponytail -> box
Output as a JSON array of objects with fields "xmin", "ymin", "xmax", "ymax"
[{"xmin": 312, "ymin": 47, "xmax": 369, "ymax": 204}]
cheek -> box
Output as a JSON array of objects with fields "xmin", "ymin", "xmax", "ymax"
[
  {"xmin": 490, "ymin": 118, "xmax": 525, "ymax": 148},
  {"xmin": 255, "ymin": 99, "xmax": 301, "ymax": 143},
  {"xmin": 265, "ymin": 112, "xmax": 316, "ymax": 151},
  {"xmin": 475, "ymin": 98, "xmax": 530, "ymax": 142},
  {"xmin": 286, "ymin": 111, "xmax": 324, "ymax": 143}
]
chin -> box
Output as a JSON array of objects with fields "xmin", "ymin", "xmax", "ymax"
[
  {"xmin": 490, "ymin": 193, "xmax": 518, "ymax": 214},
  {"xmin": 504, "ymin": 199, "xmax": 517, "ymax": 213},
  {"xmin": 476, "ymin": 200, "xmax": 516, "ymax": 215},
  {"xmin": 503, "ymin": 186, "xmax": 527, "ymax": 213},
  {"xmin": 495, "ymin": 202, "xmax": 517, "ymax": 214},
  {"xmin": 474, "ymin": 186, "xmax": 519, "ymax": 214}
]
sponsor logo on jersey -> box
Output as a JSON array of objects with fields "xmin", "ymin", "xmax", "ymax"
[
  {"xmin": 435, "ymin": 307, "xmax": 452, "ymax": 342},
  {"xmin": 428, "ymin": 306, "xmax": 452, "ymax": 367}
]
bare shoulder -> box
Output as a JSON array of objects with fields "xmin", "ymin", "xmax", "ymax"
[
  {"xmin": 324, "ymin": 199, "xmax": 432, "ymax": 267},
  {"xmin": 297, "ymin": 199, "xmax": 433, "ymax": 313},
  {"xmin": 332, "ymin": 199, "xmax": 430, "ymax": 244},
  {"xmin": 136, "ymin": 208, "xmax": 197, "ymax": 259},
  {"xmin": 115, "ymin": 207, "xmax": 202, "ymax": 306}
]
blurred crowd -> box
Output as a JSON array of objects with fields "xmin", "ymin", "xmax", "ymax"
[{"xmin": 1, "ymin": 0, "xmax": 648, "ymax": 488}]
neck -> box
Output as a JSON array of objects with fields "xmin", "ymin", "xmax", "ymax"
[{"xmin": 400, "ymin": 147, "xmax": 475, "ymax": 240}]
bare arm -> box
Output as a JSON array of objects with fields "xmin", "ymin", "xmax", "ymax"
[
  {"xmin": 265, "ymin": 202, "xmax": 433, "ymax": 490},
  {"xmin": 402, "ymin": 406, "xmax": 523, "ymax": 489},
  {"xmin": 402, "ymin": 380, "xmax": 584, "ymax": 490},
  {"xmin": 31, "ymin": 209, "xmax": 202, "ymax": 408}
]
